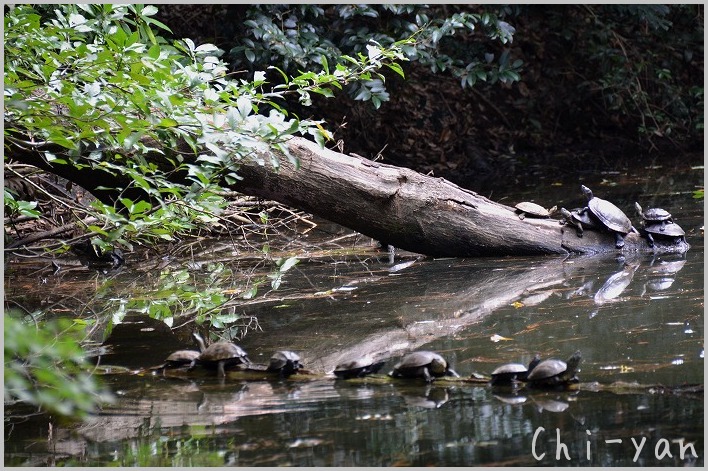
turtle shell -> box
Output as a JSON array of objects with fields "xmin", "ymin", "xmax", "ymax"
[
  {"xmin": 526, "ymin": 351, "xmax": 582, "ymax": 387},
  {"xmin": 565, "ymin": 208, "xmax": 597, "ymax": 227},
  {"xmin": 644, "ymin": 221, "xmax": 685, "ymax": 237},
  {"xmin": 334, "ymin": 356, "xmax": 386, "ymax": 379},
  {"xmin": 395, "ymin": 351, "xmax": 446, "ymax": 371},
  {"xmin": 561, "ymin": 207, "xmax": 600, "ymax": 236},
  {"xmin": 526, "ymin": 358, "xmax": 566, "ymax": 382},
  {"xmin": 582, "ymin": 186, "xmax": 632, "ymax": 234},
  {"xmin": 152, "ymin": 349, "xmax": 200, "ymax": 371},
  {"xmin": 268, "ymin": 350, "xmax": 301, "ymax": 367},
  {"xmin": 267, "ymin": 350, "xmax": 302, "ymax": 373},
  {"xmin": 635, "ymin": 202, "xmax": 672, "ymax": 222},
  {"xmin": 490, "ymin": 355, "xmax": 541, "ymax": 384},
  {"xmin": 199, "ymin": 341, "xmax": 250, "ymax": 364},
  {"xmin": 165, "ymin": 349, "xmax": 200, "ymax": 365},
  {"xmin": 491, "ymin": 363, "xmax": 528, "ymax": 376},
  {"xmin": 390, "ymin": 351, "xmax": 458, "ymax": 380},
  {"xmin": 490, "ymin": 363, "xmax": 528, "ymax": 383},
  {"xmin": 643, "ymin": 207, "xmax": 672, "ymax": 222},
  {"xmin": 515, "ymin": 202, "xmax": 553, "ymax": 219}
]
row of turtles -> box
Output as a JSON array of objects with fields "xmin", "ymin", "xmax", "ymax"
[
  {"xmin": 153, "ymin": 333, "xmax": 303, "ymax": 378},
  {"xmin": 515, "ymin": 185, "xmax": 686, "ymax": 249},
  {"xmin": 155, "ymin": 342, "xmax": 459, "ymax": 383},
  {"xmin": 155, "ymin": 338, "xmax": 580, "ymax": 389},
  {"xmin": 333, "ymin": 350, "xmax": 580, "ymax": 388},
  {"xmin": 490, "ymin": 351, "xmax": 582, "ymax": 388},
  {"xmin": 335, "ymin": 351, "xmax": 459, "ymax": 382}
]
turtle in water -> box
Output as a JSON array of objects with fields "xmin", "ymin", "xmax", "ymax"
[
  {"xmin": 525, "ymin": 351, "xmax": 582, "ymax": 388},
  {"xmin": 490, "ymin": 354, "xmax": 541, "ymax": 386},
  {"xmin": 151, "ymin": 349, "xmax": 201, "ymax": 373},
  {"xmin": 333, "ymin": 355, "xmax": 386, "ymax": 379},
  {"xmin": 635, "ymin": 202, "xmax": 673, "ymax": 231},
  {"xmin": 560, "ymin": 207, "xmax": 601, "ymax": 238},
  {"xmin": 389, "ymin": 351, "xmax": 459, "ymax": 383},
  {"xmin": 515, "ymin": 202, "xmax": 557, "ymax": 220},
  {"xmin": 192, "ymin": 332, "xmax": 251, "ymax": 377},
  {"xmin": 579, "ymin": 185, "xmax": 635, "ymax": 248},
  {"xmin": 266, "ymin": 350, "xmax": 303, "ymax": 377}
]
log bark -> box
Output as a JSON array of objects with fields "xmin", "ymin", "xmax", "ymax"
[
  {"xmin": 234, "ymin": 137, "xmax": 689, "ymax": 257},
  {"xmin": 6, "ymin": 132, "xmax": 690, "ymax": 256}
]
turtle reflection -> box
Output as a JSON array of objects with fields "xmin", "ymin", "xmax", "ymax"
[{"xmin": 396, "ymin": 385, "xmax": 450, "ymax": 409}]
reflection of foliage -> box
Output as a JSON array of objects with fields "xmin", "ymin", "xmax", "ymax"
[
  {"xmin": 4, "ymin": 309, "xmax": 114, "ymax": 419},
  {"xmin": 60, "ymin": 434, "xmax": 232, "ymax": 466},
  {"xmin": 108, "ymin": 256, "xmax": 299, "ymax": 333}
]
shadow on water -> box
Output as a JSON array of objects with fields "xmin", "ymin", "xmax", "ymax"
[{"xmin": 4, "ymin": 170, "xmax": 704, "ymax": 466}]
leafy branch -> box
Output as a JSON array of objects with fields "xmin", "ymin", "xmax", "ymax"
[{"xmin": 4, "ymin": 4, "xmax": 413, "ymax": 252}]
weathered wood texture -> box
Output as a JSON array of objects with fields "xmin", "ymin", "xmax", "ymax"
[
  {"xmin": 235, "ymin": 137, "xmax": 689, "ymax": 257},
  {"xmin": 6, "ymin": 130, "xmax": 689, "ymax": 256}
]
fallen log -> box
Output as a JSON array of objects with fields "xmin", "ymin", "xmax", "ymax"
[
  {"xmin": 235, "ymin": 137, "xmax": 690, "ymax": 257},
  {"xmin": 6, "ymin": 130, "xmax": 690, "ymax": 256}
]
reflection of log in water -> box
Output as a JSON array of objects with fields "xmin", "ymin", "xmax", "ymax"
[
  {"xmin": 238, "ymin": 256, "xmax": 565, "ymax": 372},
  {"xmin": 240, "ymin": 253, "xmax": 688, "ymax": 375}
]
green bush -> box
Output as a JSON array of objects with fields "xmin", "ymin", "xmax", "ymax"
[
  {"xmin": 4, "ymin": 4, "xmax": 409, "ymax": 250},
  {"xmin": 228, "ymin": 4, "xmax": 523, "ymax": 101}
]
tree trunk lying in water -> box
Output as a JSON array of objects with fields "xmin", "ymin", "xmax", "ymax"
[
  {"xmin": 235, "ymin": 137, "xmax": 689, "ymax": 257},
  {"xmin": 8, "ymin": 132, "xmax": 690, "ymax": 256}
]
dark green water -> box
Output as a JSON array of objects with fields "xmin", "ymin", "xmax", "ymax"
[{"xmin": 4, "ymin": 167, "xmax": 704, "ymax": 466}]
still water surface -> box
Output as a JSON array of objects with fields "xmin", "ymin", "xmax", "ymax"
[{"xmin": 4, "ymin": 170, "xmax": 704, "ymax": 466}]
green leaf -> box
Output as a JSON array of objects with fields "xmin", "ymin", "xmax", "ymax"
[
  {"xmin": 386, "ymin": 62, "xmax": 405, "ymax": 78},
  {"xmin": 237, "ymin": 95, "xmax": 252, "ymax": 118},
  {"xmin": 158, "ymin": 118, "xmax": 179, "ymax": 128},
  {"xmin": 47, "ymin": 132, "xmax": 77, "ymax": 150}
]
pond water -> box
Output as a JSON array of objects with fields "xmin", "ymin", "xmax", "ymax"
[{"xmin": 4, "ymin": 165, "xmax": 704, "ymax": 466}]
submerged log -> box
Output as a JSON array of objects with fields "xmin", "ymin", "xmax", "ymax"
[{"xmin": 131, "ymin": 364, "xmax": 703, "ymax": 399}]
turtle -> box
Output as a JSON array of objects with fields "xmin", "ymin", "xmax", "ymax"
[
  {"xmin": 389, "ymin": 351, "xmax": 459, "ymax": 383},
  {"xmin": 515, "ymin": 202, "xmax": 557, "ymax": 220},
  {"xmin": 71, "ymin": 241, "xmax": 125, "ymax": 270},
  {"xmin": 266, "ymin": 350, "xmax": 303, "ymax": 377},
  {"xmin": 560, "ymin": 207, "xmax": 601, "ymax": 238},
  {"xmin": 642, "ymin": 221, "xmax": 686, "ymax": 248},
  {"xmin": 525, "ymin": 351, "xmax": 582, "ymax": 388},
  {"xmin": 635, "ymin": 202, "xmax": 673, "ymax": 231},
  {"xmin": 579, "ymin": 185, "xmax": 635, "ymax": 248},
  {"xmin": 490, "ymin": 354, "xmax": 541, "ymax": 385},
  {"xmin": 151, "ymin": 349, "xmax": 201, "ymax": 373},
  {"xmin": 333, "ymin": 356, "xmax": 386, "ymax": 379},
  {"xmin": 192, "ymin": 332, "xmax": 251, "ymax": 377}
]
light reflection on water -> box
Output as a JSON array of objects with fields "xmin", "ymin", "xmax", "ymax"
[
  {"xmin": 20, "ymin": 374, "xmax": 698, "ymax": 467},
  {"xmin": 4, "ymin": 176, "xmax": 704, "ymax": 466}
]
